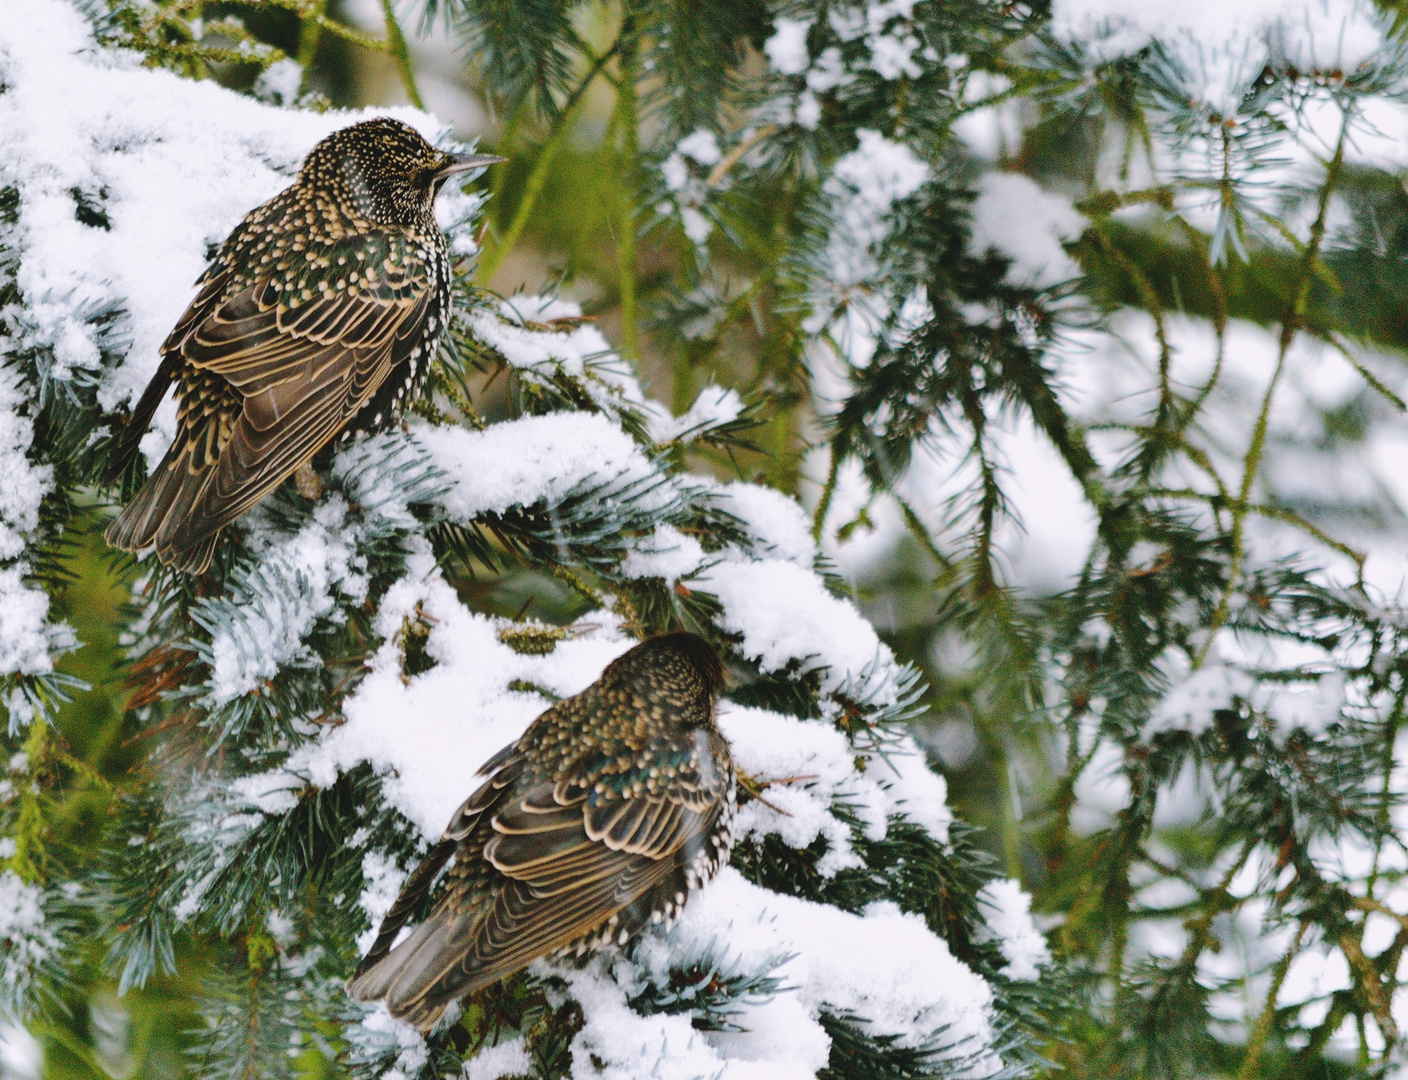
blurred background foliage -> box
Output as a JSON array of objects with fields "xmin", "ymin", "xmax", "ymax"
[{"xmin": 13, "ymin": 0, "xmax": 1408, "ymax": 1076}]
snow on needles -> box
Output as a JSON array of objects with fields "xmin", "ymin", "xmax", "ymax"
[
  {"xmin": 1050, "ymin": 0, "xmax": 1392, "ymax": 113},
  {"xmin": 0, "ymin": 870, "xmax": 57, "ymax": 1002},
  {"xmin": 0, "ymin": 4, "xmax": 1037, "ymax": 1073},
  {"xmin": 467, "ymin": 293, "xmax": 743, "ymax": 446},
  {"xmin": 823, "ymin": 129, "xmax": 930, "ymax": 293},
  {"xmin": 969, "ymin": 173, "xmax": 1086, "ymax": 288}
]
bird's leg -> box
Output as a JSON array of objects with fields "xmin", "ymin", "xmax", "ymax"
[{"xmin": 294, "ymin": 461, "xmax": 322, "ymax": 502}]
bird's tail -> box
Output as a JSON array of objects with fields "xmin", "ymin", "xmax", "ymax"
[
  {"xmin": 104, "ymin": 354, "xmax": 178, "ymax": 487},
  {"xmin": 104, "ymin": 444, "xmax": 222, "ymax": 574},
  {"xmin": 348, "ymin": 909, "xmax": 496, "ymax": 1032}
]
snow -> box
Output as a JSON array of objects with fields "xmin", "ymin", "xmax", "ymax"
[
  {"xmin": 0, "ymin": 568, "xmax": 61, "ymax": 679},
  {"xmin": 969, "ymin": 173, "xmax": 1085, "ymax": 287},
  {"xmin": 415, "ymin": 411, "xmax": 662, "ymax": 523},
  {"xmin": 0, "ymin": 870, "xmax": 55, "ymax": 997},
  {"xmin": 253, "ymin": 58, "xmax": 304, "ymax": 105},
  {"xmin": 765, "ymin": 18, "xmax": 813, "ymax": 76},
  {"xmin": 355, "ymin": 851, "xmax": 407, "ymax": 958},
  {"xmin": 463, "ymin": 1039, "xmax": 532, "ymax": 1080},
  {"xmin": 0, "ymin": 1024, "xmax": 41, "ymax": 1080},
  {"xmin": 676, "ymin": 129, "xmax": 722, "ymax": 167},
  {"xmin": 0, "ymin": 5, "xmax": 1030, "ymax": 1075},
  {"xmin": 719, "ymin": 705, "xmax": 877, "ymax": 873},
  {"xmin": 824, "ymin": 129, "xmax": 930, "ymax": 290},
  {"xmin": 651, "ymin": 385, "xmax": 744, "ymax": 444},
  {"xmin": 720, "ymin": 705, "xmax": 954, "ymax": 871},
  {"xmin": 570, "ymin": 867, "xmax": 1005, "ymax": 1079},
  {"xmin": 673, "ymin": 870, "xmax": 1001, "ymax": 1068},
  {"xmin": 468, "ymin": 295, "xmax": 620, "ymax": 378},
  {"xmin": 0, "ymin": 368, "xmax": 49, "ymax": 565},
  {"xmin": 468, "ymin": 294, "xmax": 741, "ymax": 446},
  {"xmin": 699, "ymin": 558, "xmax": 892, "ymax": 697},
  {"xmin": 1050, "ymin": 0, "xmax": 1391, "ymax": 108},
  {"xmin": 1147, "ymin": 661, "xmax": 1255, "ymax": 735},
  {"xmin": 563, "ymin": 967, "xmax": 739, "ymax": 1080},
  {"xmin": 977, "ymin": 880, "xmax": 1050, "ymax": 981},
  {"xmin": 620, "ymin": 525, "xmax": 707, "ymax": 582},
  {"xmin": 715, "ymin": 481, "xmax": 817, "ymax": 567},
  {"xmin": 199, "ymin": 498, "xmax": 369, "ymax": 703}
]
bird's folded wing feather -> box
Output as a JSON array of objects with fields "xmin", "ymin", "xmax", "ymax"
[
  {"xmin": 160, "ymin": 243, "xmax": 433, "ymax": 545},
  {"xmin": 352, "ymin": 777, "xmax": 718, "ymax": 1018},
  {"xmin": 352, "ymin": 751, "xmax": 523, "ymax": 979}
]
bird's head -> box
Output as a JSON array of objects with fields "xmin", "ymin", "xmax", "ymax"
[{"xmin": 301, "ymin": 118, "xmax": 503, "ymax": 227}]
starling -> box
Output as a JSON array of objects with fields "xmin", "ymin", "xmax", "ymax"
[
  {"xmin": 104, "ymin": 118, "xmax": 503, "ymax": 574},
  {"xmin": 348, "ymin": 632, "xmax": 735, "ymax": 1032}
]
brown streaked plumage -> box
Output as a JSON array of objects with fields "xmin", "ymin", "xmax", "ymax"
[
  {"xmin": 104, "ymin": 118, "xmax": 502, "ymax": 573},
  {"xmin": 348, "ymin": 633, "xmax": 735, "ymax": 1032}
]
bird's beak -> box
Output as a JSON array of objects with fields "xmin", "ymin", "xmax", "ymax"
[{"xmin": 434, "ymin": 152, "xmax": 506, "ymax": 179}]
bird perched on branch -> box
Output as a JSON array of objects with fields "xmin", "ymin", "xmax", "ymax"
[
  {"xmin": 349, "ymin": 632, "xmax": 735, "ymax": 1032},
  {"xmin": 104, "ymin": 118, "xmax": 502, "ymax": 573}
]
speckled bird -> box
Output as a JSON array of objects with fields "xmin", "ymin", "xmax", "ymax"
[
  {"xmin": 104, "ymin": 118, "xmax": 502, "ymax": 574},
  {"xmin": 349, "ymin": 633, "xmax": 735, "ymax": 1032}
]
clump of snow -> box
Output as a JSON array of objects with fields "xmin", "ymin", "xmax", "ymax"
[
  {"xmin": 0, "ymin": 368, "xmax": 49, "ymax": 566},
  {"xmin": 824, "ymin": 129, "xmax": 931, "ymax": 291},
  {"xmin": 577, "ymin": 865, "xmax": 1004, "ymax": 1079},
  {"xmin": 252, "ymin": 58, "xmax": 303, "ymax": 105},
  {"xmin": 1148, "ymin": 661, "xmax": 1255, "ymax": 734},
  {"xmin": 415, "ymin": 411, "xmax": 664, "ymax": 523},
  {"xmin": 463, "ymin": 1039, "xmax": 532, "ymax": 1080},
  {"xmin": 353, "ymin": 1005, "xmax": 428, "ymax": 1080},
  {"xmin": 662, "ymin": 869, "xmax": 1002, "ymax": 1073},
  {"xmin": 0, "ymin": 1023, "xmax": 41, "ymax": 1080},
  {"xmin": 716, "ymin": 481, "xmax": 817, "ymax": 567},
  {"xmin": 468, "ymin": 295, "xmax": 622, "ymax": 378},
  {"xmin": 197, "ymin": 499, "xmax": 368, "ymax": 703},
  {"xmin": 881, "ymin": 738, "xmax": 953, "ymax": 842},
  {"xmin": 1151, "ymin": 650, "xmax": 1347, "ymax": 738},
  {"xmin": 765, "ymin": 18, "xmax": 813, "ymax": 75},
  {"xmin": 677, "ymin": 129, "xmax": 722, "ymax": 167},
  {"xmin": 970, "ymin": 173, "xmax": 1086, "ymax": 287},
  {"xmin": 720, "ymin": 705, "xmax": 875, "ymax": 874},
  {"xmin": 468, "ymin": 294, "xmax": 737, "ymax": 445},
  {"xmin": 620, "ymin": 525, "xmax": 707, "ymax": 583},
  {"xmin": 719, "ymin": 705, "xmax": 952, "ymax": 871},
  {"xmin": 0, "ymin": 870, "xmax": 56, "ymax": 995},
  {"xmin": 355, "ymin": 852, "xmax": 407, "ymax": 959},
  {"xmin": 659, "ymin": 130, "xmax": 732, "ymax": 246},
  {"xmin": 563, "ymin": 964, "xmax": 740, "ymax": 1080},
  {"xmin": 650, "ymin": 385, "xmax": 744, "ymax": 445},
  {"xmin": 0, "ymin": 568, "xmax": 64, "ymax": 680},
  {"xmin": 978, "ymin": 879, "xmax": 1051, "ymax": 981},
  {"xmin": 699, "ymin": 558, "xmax": 892, "ymax": 697}
]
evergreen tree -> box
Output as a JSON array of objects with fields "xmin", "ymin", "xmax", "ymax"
[{"xmin": 3, "ymin": 0, "xmax": 1408, "ymax": 1077}]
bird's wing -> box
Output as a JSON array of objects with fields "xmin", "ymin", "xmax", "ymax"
[
  {"xmin": 352, "ymin": 767, "xmax": 723, "ymax": 1029},
  {"xmin": 352, "ymin": 748, "xmax": 523, "ymax": 978},
  {"xmin": 153, "ymin": 233, "xmax": 434, "ymax": 553},
  {"xmin": 103, "ymin": 271, "xmax": 230, "ymax": 486}
]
